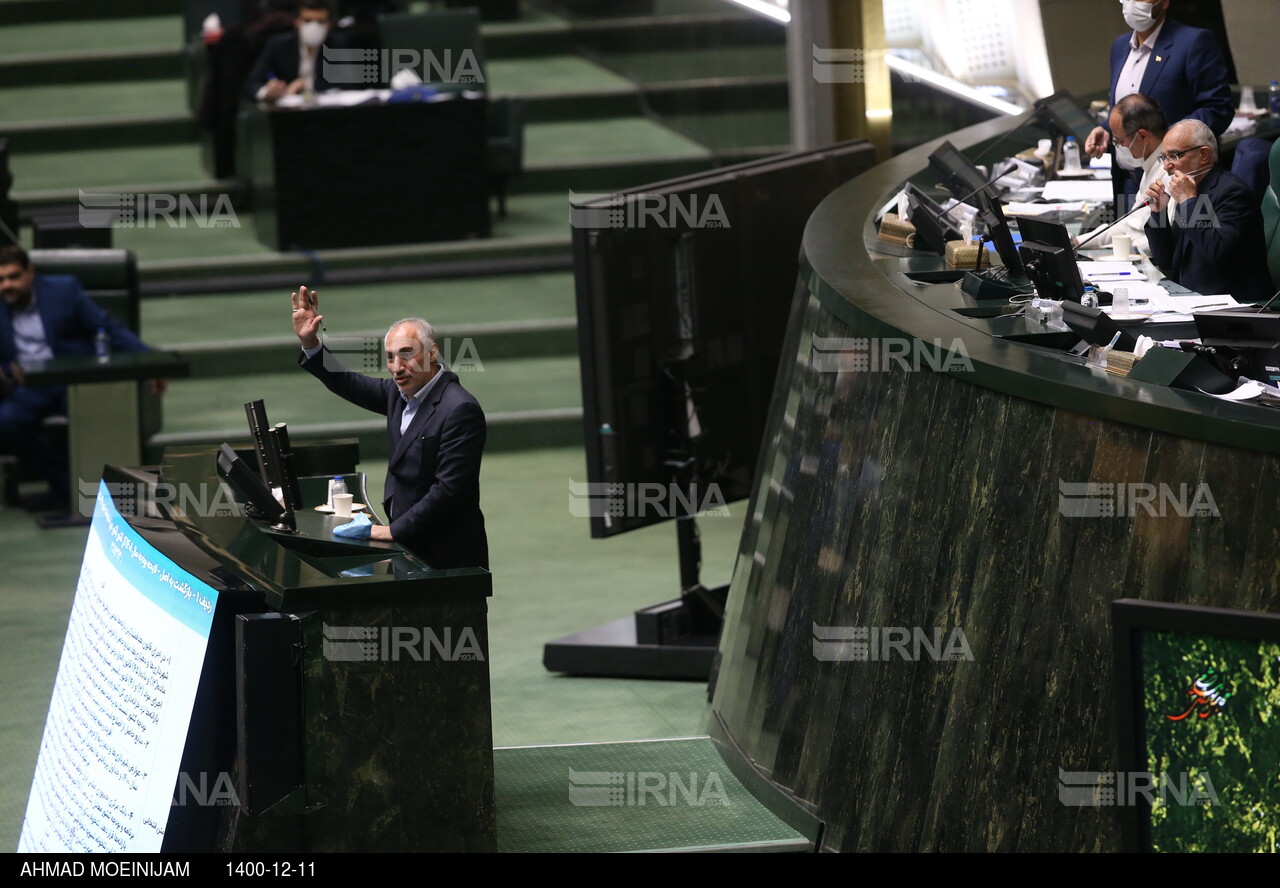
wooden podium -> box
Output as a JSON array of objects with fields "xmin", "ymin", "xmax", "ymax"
[{"xmin": 137, "ymin": 445, "xmax": 495, "ymax": 852}]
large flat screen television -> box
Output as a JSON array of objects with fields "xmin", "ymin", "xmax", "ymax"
[
  {"xmin": 1111, "ymin": 599, "xmax": 1280, "ymax": 853},
  {"xmin": 570, "ymin": 141, "xmax": 877, "ymax": 538}
]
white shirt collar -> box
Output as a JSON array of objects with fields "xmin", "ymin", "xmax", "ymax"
[
  {"xmin": 1129, "ymin": 20, "xmax": 1165, "ymax": 53},
  {"xmin": 401, "ymin": 362, "xmax": 448, "ymax": 405}
]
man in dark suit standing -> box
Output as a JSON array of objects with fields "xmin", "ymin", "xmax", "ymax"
[
  {"xmin": 1144, "ymin": 120, "xmax": 1273, "ymax": 303},
  {"xmin": 245, "ymin": 1, "xmax": 343, "ymax": 102},
  {"xmin": 291, "ymin": 285, "xmax": 489, "ymax": 570},
  {"xmin": 1084, "ymin": 1, "xmax": 1232, "ymax": 169},
  {"xmin": 0, "ymin": 245, "xmax": 152, "ymax": 500}
]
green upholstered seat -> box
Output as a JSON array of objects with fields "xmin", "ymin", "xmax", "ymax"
[{"xmin": 1264, "ymin": 138, "xmax": 1280, "ymax": 290}]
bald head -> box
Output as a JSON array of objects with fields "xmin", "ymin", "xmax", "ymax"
[
  {"xmin": 384, "ymin": 318, "xmax": 440, "ymax": 397},
  {"xmin": 1165, "ymin": 120, "xmax": 1218, "ymax": 165}
]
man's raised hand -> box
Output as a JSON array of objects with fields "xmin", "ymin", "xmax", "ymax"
[{"xmin": 291, "ymin": 285, "xmax": 324, "ymax": 349}]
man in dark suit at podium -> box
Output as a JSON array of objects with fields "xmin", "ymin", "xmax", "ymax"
[
  {"xmin": 245, "ymin": 0, "xmax": 345, "ymax": 102},
  {"xmin": 291, "ymin": 285, "xmax": 489, "ymax": 570}
]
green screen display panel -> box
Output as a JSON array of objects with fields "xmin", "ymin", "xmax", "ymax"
[{"xmin": 1113, "ymin": 599, "xmax": 1280, "ymax": 853}]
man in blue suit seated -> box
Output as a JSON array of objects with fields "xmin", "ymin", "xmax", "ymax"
[
  {"xmin": 245, "ymin": 1, "xmax": 345, "ymax": 103},
  {"xmin": 291, "ymin": 285, "xmax": 489, "ymax": 571},
  {"xmin": 1144, "ymin": 120, "xmax": 1273, "ymax": 303},
  {"xmin": 1084, "ymin": 0, "xmax": 1233, "ymax": 175},
  {"xmin": 0, "ymin": 245, "xmax": 153, "ymax": 501}
]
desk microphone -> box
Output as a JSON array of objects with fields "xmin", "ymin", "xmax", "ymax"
[
  {"xmin": 1253, "ymin": 288, "xmax": 1280, "ymax": 313},
  {"xmin": 941, "ymin": 162, "xmax": 1015, "ymax": 220},
  {"xmin": 1072, "ymin": 197, "xmax": 1150, "ymax": 255}
]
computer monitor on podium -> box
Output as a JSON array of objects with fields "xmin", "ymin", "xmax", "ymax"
[
  {"xmin": 1018, "ymin": 240, "xmax": 1086, "ymax": 303},
  {"xmin": 1033, "ymin": 91, "xmax": 1097, "ymax": 144},
  {"xmin": 928, "ymin": 140, "xmax": 998, "ymax": 209}
]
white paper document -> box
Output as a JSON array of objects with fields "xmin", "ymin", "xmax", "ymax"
[
  {"xmin": 1078, "ymin": 261, "xmax": 1147, "ymax": 283},
  {"xmin": 1202, "ymin": 380, "xmax": 1276, "ymax": 402},
  {"xmin": 1043, "ymin": 179, "xmax": 1114, "ymax": 202},
  {"xmin": 1100, "ymin": 285, "xmax": 1244, "ymax": 322},
  {"xmin": 1004, "ymin": 201, "xmax": 1090, "ymax": 216}
]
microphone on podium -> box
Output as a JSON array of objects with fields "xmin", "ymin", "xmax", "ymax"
[{"xmin": 1072, "ymin": 197, "xmax": 1151, "ymax": 255}]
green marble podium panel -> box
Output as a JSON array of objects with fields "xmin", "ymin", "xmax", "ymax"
[{"xmin": 708, "ymin": 117, "xmax": 1280, "ymax": 853}]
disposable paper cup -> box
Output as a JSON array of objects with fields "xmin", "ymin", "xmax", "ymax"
[
  {"xmin": 1112, "ymin": 234, "xmax": 1132, "ymax": 259},
  {"xmin": 332, "ymin": 493, "xmax": 354, "ymax": 518}
]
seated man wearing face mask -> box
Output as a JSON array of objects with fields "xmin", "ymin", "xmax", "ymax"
[
  {"xmin": 1079, "ymin": 93, "xmax": 1168, "ymax": 253},
  {"xmin": 245, "ymin": 1, "xmax": 345, "ymax": 102},
  {"xmin": 1144, "ymin": 119, "xmax": 1273, "ymax": 303}
]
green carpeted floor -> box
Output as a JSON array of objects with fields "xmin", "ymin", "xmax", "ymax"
[
  {"xmin": 159, "ymin": 355, "xmax": 582, "ymax": 434},
  {"xmin": 0, "ymin": 447, "xmax": 748, "ymax": 850},
  {"xmin": 495, "ymin": 738, "xmax": 807, "ymax": 852},
  {"xmin": 11, "ymin": 143, "xmax": 210, "ymax": 193},
  {"xmin": 487, "ymin": 55, "xmax": 634, "ymax": 96},
  {"xmin": 0, "ymin": 16, "xmax": 181, "ymax": 56},
  {"xmin": 141, "ymin": 272, "xmax": 577, "ymax": 346},
  {"xmin": 0, "ymin": 0, "xmax": 797, "ymax": 853},
  {"xmin": 594, "ymin": 44, "xmax": 787, "ymax": 85},
  {"xmin": 0, "ymin": 80, "xmax": 188, "ymax": 122},
  {"xmin": 8, "ymin": 117, "xmax": 706, "ymax": 194}
]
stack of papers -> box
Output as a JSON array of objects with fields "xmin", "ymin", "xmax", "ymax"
[
  {"xmin": 1095, "ymin": 282, "xmax": 1245, "ymax": 322},
  {"xmin": 1043, "ymin": 179, "xmax": 1114, "ymax": 202},
  {"xmin": 1224, "ymin": 115, "xmax": 1258, "ymax": 137},
  {"xmin": 1005, "ymin": 201, "xmax": 1089, "ymax": 216},
  {"xmin": 1078, "ymin": 261, "xmax": 1146, "ymax": 283},
  {"xmin": 277, "ymin": 89, "xmax": 390, "ymax": 108},
  {"xmin": 1204, "ymin": 379, "xmax": 1276, "ymax": 402}
]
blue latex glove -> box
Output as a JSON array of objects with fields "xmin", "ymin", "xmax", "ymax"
[{"xmin": 333, "ymin": 513, "xmax": 372, "ymax": 540}]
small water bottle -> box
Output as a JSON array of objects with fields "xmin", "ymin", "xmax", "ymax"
[
  {"xmin": 94, "ymin": 327, "xmax": 110, "ymax": 364},
  {"xmin": 327, "ymin": 475, "xmax": 347, "ymax": 509},
  {"xmin": 1270, "ymin": 81, "xmax": 1280, "ymax": 116},
  {"xmin": 1062, "ymin": 137, "xmax": 1082, "ymax": 172},
  {"xmin": 1081, "ymin": 286, "xmax": 1099, "ymax": 309}
]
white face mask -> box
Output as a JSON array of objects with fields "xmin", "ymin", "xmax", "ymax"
[
  {"xmin": 1114, "ymin": 133, "xmax": 1147, "ymax": 170},
  {"xmin": 1121, "ymin": 0, "xmax": 1160, "ymax": 33},
  {"xmin": 299, "ymin": 20, "xmax": 328, "ymax": 48}
]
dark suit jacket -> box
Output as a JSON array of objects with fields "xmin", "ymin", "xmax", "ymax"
[
  {"xmin": 1145, "ymin": 166, "xmax": 1273, "ymax": 302},
  {"xmin": 1109, "ymin": 19, "xmax": 1233, "ymax": 136},
  {"xmin": 300, "ymin": 348, "xmax": 489, "ymax": 570},
  {"xmin": 244, "ymin": 31, "xmax": 346, "ymax": 98},
  {"xmin": 0, "ymin": 274, "xmax": 147, "ymax": 372}
]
